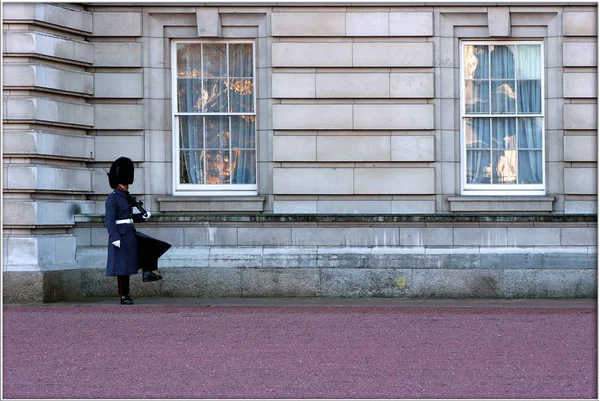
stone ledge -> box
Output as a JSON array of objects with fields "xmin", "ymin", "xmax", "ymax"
[
  {"xmin": 448, "ymin": 196, "xmax": 555, "ymax": 213},
  {"xmin": 157, "ymin": 196, "xmax": 266, "ymax": 213},
  {"xmin": 74, "ymin": 212, "xmax": 597, "ymax": 224}
]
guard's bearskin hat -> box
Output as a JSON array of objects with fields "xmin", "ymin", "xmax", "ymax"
[{"xmin": 108, "ymin": 157, "xmax": 134, "ymax": 189}]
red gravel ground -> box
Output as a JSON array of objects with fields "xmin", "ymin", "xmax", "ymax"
[{"xmin": 2, "ymin": 305, "xmax": 596, "ymax": 399}]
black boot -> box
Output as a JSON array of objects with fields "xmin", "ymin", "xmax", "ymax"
[
  {"xmin": 143, "ymin": 271, "xmax": 162, "ymax": 282},
  {"xmin": 120, "ymin": 295, "xmax": 134, "ymax": 305}
]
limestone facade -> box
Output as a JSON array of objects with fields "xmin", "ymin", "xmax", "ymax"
[{"xmin": 2, "ymin": 2, "xmax": 597, "ymax": 302}]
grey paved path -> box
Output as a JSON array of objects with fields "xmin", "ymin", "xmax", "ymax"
[{"xmin": 3, "ymin": 298, "xmax": 597, "ymax": 399}]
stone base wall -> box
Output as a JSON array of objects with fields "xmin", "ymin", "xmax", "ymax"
[{"xmin": 4, "ymin": 214, "xmax": 596, "ymax": 303}]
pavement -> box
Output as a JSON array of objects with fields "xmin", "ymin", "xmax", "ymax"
[{"xmin": 2, "ymin": 297, "xmax": 597, "ymax": 400}]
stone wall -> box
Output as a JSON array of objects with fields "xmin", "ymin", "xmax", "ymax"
[{"xmin": 2, "ymin": 3, "xmax": 598, "ymax": 302}]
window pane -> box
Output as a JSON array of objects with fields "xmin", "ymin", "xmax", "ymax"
[
  {"xmin": 179, "ymin": 116, "xmax": 203, "ymax": 149},
  {"xmin": 490, "ymin": 45, "xmax": 515, "ymax": 79},
  {"xmin": 205, "ymin": 116, "xmax": 230, "ymax": 149},
  {"xmin": 518, "ymin": 117, "xmax": 543, "ymax": 148},
  {"xmin": 518, "ymin": 150, "xmax": 543, "ymax": 184},
  {"xmin": 231, "ymin": 150, "xmax": 256, "ymax": 184},
  {"xmin": 177, "ymin": 44, "xmax": 201, "ymax": 78},
  {"xmin": 491, "ymin": 80, "xmax": 516, "ymax": 114},
  {"xmin": 177, "ymin": 79, "xmax": 202, "ymax": 112},
  {"xmin": 517, "ymin": 80, "xmax": 542, "ymax": 113},
  {"xmin": 205, "ymin": 150, "xmax": 230, "ymax": 184},
  {"xmin": 465, "ymin": 118, "xmax": 490, "ymax": 149},
  {"xmin": 517, "ymin": 45, "xmax": 541, "ymax": 79},
  {"xmin": 466, "ymin": 150, "xmax": 491, "ymax": 184},
  {"xmin": 229, "ymin": 44, "xmax": 253, "ymax": 77},
  {"xmin": 203, "ymin": 44, "xmax": 227, "ymax": 77},
  {"xmin": 465, "ymin": 80, "xmax": 489, "ymax": 114},
  {"xmin": 491, "ymin": 118, "xmax": 516, "ymax": 149},
  {"xmin": 203, "ymin": 78, "xmax": 228, "ymax": 112},
  {"xmin": 231, "ymin": 115, "xmax": 255, "ymax": 148},
  {"xmin": 180, "ymin": 150, "xmax": 203, "ymax": 184},
  {"xmin": 493, "ymin": 150, "xmax": 517, "ymax": 184},
  {"xmin": 464, "ymin": 45, "xmax": 489, "ymax": 79},
  {"xmin": 229, "ymin": 79, "xmax": 254, "ymax": 113}
]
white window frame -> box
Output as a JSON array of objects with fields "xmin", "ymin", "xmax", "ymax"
[
  {"xmin": 171, "ymin": 39, "xmax": 258, "ymax": 196},
  {"xmin": 460, "ymin": 40, "xmax": 546, "ymax": 196}
]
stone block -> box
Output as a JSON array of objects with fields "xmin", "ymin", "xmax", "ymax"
[
  {"xmin": 478, "ymin": 247, "xmax": 538, "ymax": 269},
  {"xmin": 537, "ymin": 248, "xmax": 595, "ymax": 270},
  {"xmin": 93, "ymin": 42, "xmax": 143, "ymax": 67},
  {"xmin": 93, "ymin": 104, "xmax": 143, "ymax": 130},
  {"xmin": 81, "ymin": 268, "xmax": 116, "ymax": 297},
  {"xmin": 317, "ymin": 200, "xmax": 391, "ymax": 214},
  {"xmin": 487, "ymin": 7, "xmax": 511, "ymax": 37},
  {"xmin": 565, "ymin": 201, "xmax": 597, "ymax": 214},
  {"xmin": 5, "ymin": 32, "xmax": 93, "ymax": 64},
  {"xmin": 5, "ymin": 97, "xmax": 93, "ymax": 127},
  {"xmin": 273, "ymin": 167, "xmax": 353, "ymax": 195},
  {"xmin": 262, "ymin": 247, "xmax": 318, "ymax": 269},
  {"xmin": 2, "ymin": 272, "xmax": 44, "ymax": 303},
  {"xmin": 209, "ymin": 247, "xmax": 262, "ymax": 269},
  {"xmin": 564, "ymin": 104, "xmax": 597, "ymax": 130},
  {"xmin": 183, "ymin": 227, "xmax": 238, "ymax": 246},
  {"xmin": 354, "ymin": 104, "xmax": 434, "ymax": 130},
  {"xmin": 561, "ymin": 228, "xmax": 597, "ymax": 246},
  {"xmin": 454, "ymin": 228, "xmax": 507, "ymax": 246},
  {"xmin": 448, "ymin": 196, "xmax": 555, "ymax": 213},
  {"xmin": 346, "ymin": 12, "xmax": 388, "ymax": 36},
  {"xmin": 564, "ymin": 136, "xmax": 597, "ymax": 162},
  {"xmin": 195, "ymin": 268, "xmax": 242, "ymax": 298},
  {"xmin": 3, "ymin": 201, "xmax": 37, "ymax": 226},
  {"xmin": 272, "ymin": 43, "xmax": 352, "ymax": 67},
  {"xmin": 273, "ymin": 104, "xmax": 352, "ymax": 130},
  {"xmin": 35, "ymin": 3, "xmax": 92, "ymax": 33},
  {"xmin": 389, "ymin": 12, "xmax": 433, "ymax": 36},
  {"xmin": 94, "ymin": 135, "xmax": 144, "ymax": 161},
  {"xmin": 391, "ymin": 136, "xmax": 434, "ymax": 161},
  {"xmin": 273, "ymin": 136, "xmax": 316, "ymax": 161},
  {"xmin": 390, "ymin": 72, "xmax": 434, "ymax": 98},
  {"xmin": 563, "ymin": 42, "xmax": 597, "ymax": 67},
  {"xmin": 273, "ymin": 201, "xmax": 317, "ymax": 214},
  {"xmin": 94, "ymin": 73, "xmax": 143, "ymax": 98},
  {"xmin": 354, "ymin": 167, "xmax": 435, "ymax": 195},
  {"xmin": 272, "ymin": 12, "xmax": 345, "ymax": 36},
  {"xmin": 563, "ymin": 73, "xmax": 597, "ymax": 98},
  {"xmin": 6, "ymin": 165, "xmax": 92, "ymax": 192},
  {"xmin": 353, "ymin": 43, "xmax": 433, "ymax": 67},
  {"xmin": 563, "ymin": 12, "xmax": 598, "ymax": 36},
  {"xmin": 321, "ymin": 269, "xmax": 412, "ymax": 297},
  {"xmin": 293, "ymin": 228, "xmax": 399, "ymax": 247},
  {"xmin": 137, "ymin": 227, "xmax": 183, "ymax": 246},
  {"xmin": 391, "ymin": 200, "xmax": 436, "ymax": 214},
  {"xmin": 4, "ymin": 64, "xmax": 93, "ymax": 95},
  {"xmin": 158, "ymin": 247, "xmax": 210, "ymax": 269},
  {"xmin": 564, "ymin": 167, "xmax": 597, "ymax": 194},
  {"xmin": 272, "ymin": 73, "xmax": 316, "ymax": 98},
  {"xmin": 6, "ymin": 237, "xmax": 38, "ymax": 268},
  {"xmin": 317, "ymin": 136, "xmax": 390, "ymax": 161},
  {"xmin": 196, "ymin": 8, "xmax": 221, "ymax": 37},
  {"xmin": 412, "ymin": 269, "xmax": 503, "ymax": 298},
  {"xmin": 369, "ymin": 247, "xmax": 432, "ymax": 269},
  {"xmin": 399, "ymin": 228, "xmax": 453, "ymax": 246},
  {"xmin": 93, "ymin": 12, "xmax": 142, "ymax": 36},
  {"xmin": 238, "ymin": 228, "xmax": 292, "ymax": 246},
  {"xmin": 241, "ymin": 269, "xmax": 320, "ymax": 297},
  {"xmin": 316, "ymin": 73, "xmax": 389, "ymax": 98},
  {"xmin": 72, "ymin": 228, "xmax": 91, "ymax": 247},
  {"xmin": 507, "ymin": 228, "xmax": 561, "ymax": 246},
  {"xmin": 502, "ymin": 269, "xmax": 596, "ymax": 298}
]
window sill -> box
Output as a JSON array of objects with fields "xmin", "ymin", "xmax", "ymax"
[
  {"xmin": 157, "ymin": 196, "xmax": 265, "ymax": 213},
  {"xmin": 448, "ymin": 196, "xmax": 555, "ymax": 213}
]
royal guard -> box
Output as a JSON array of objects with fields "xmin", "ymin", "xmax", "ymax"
[{"xmin": 105, "ymin": 157, "xmax": 171, "ymax": 304}]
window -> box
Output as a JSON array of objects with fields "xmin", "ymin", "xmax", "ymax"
[
  {"xmin": 172, "ymin": 40, "xmax": 257, "ymax": 195},
  {"xmin": 460, "ymin": 41, "xmax": 545, "ymax": 195}
]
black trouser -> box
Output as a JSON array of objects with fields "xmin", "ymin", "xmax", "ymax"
[{"xmin": 117, "ymin": 275, "xmax": 130, "ymax": 296}]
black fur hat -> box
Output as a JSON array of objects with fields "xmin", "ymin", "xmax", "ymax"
[{"xmin": 108, "ymin": 157, "xmax": 134, "ymax": 189}]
